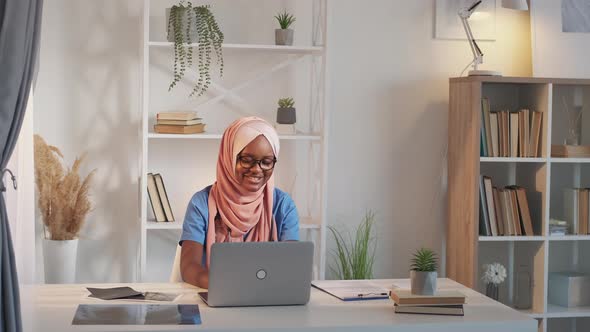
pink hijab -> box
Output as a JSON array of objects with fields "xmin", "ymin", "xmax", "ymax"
[{"xmin": 205, "ymin": 117, "xmax": 280, "ymax": 267}]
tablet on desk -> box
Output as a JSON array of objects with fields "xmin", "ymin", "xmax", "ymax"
[
  {"xmin": 71, "ymin": 304, "xmax": 201, "ymax": 325},
  {"xmin": 199, "ymin": 241, "xmax": 314, "ymax": 307}
]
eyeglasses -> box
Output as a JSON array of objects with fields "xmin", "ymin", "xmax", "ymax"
[{"xmin": 237, "ymin": 155, "xmax": 277, "ymax": 171}]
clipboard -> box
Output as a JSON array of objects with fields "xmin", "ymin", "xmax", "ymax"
[{"xmin": 312, "ymin": 280, "xmax": 390, "ymax": 301}]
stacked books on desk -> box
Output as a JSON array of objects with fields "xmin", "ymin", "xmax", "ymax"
[
  {"xmin": 390, "ymin": 289, "xmax": 466, "ymax": 316},
  {"xmin": 154, "ymin": 111, "xmax": 205, "ymax": 134}
]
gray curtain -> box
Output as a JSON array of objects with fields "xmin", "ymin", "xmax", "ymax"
[{"xmin": 0, "ymin": 1, "xmax": 43, "ymax": 332}]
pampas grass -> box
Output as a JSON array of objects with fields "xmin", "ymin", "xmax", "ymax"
[{"xmin": 34, "ymin": 134, "xmax": 96, "ymax": 240}]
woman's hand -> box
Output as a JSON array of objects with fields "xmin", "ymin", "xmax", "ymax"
[{"xmin": 180, "ymin": 240, "xmax": 209, "ymax": 289}]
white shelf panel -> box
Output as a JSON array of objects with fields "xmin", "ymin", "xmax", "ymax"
[
  {"xmin": 480, "ymin": 157, "xmax": 546, "ymax": 163},
  {"xmin": 146, "ymin": 219, "xmax": 320, "ymax": 230},
  {"xmin": 546, "ymin": 304, "xmax": 590, "ymax": 318},
  {"xmin": 149, "ymin": 42, "xmax": 324, "ymax": 54},
  {"xmin": 514, "ymin": 308, "xmax": 544, "ymax": 319},
  {"xmin": 148, "ymin": 132, "xmax": 322, "ymax": 141},
  {"xmin": 548, "ymin": 235, "xmax": 590, "ymax": 241},
  {"xmin": 549, "ymin": 157, "xmax": 590, "ymax": 163},
  {"xmin": 146, "ymin": 221, "xmax": 183, "ymax": 230},
  {"xmin": 479, "ymin": 236, "xmax": 545, "ymax": 241}
]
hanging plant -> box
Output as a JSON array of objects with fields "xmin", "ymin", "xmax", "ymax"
[{"xmin": 167, "ymin": 1, "xmax": 224, "ymax": 97}]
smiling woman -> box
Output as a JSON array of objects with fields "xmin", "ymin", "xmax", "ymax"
[{"xmin": 179, "ymin": 117, "xmax": 300, "ymax": 289}]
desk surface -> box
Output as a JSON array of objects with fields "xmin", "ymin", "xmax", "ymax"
[{"xmin": 21, "ymin": 278, "xmax": 537, "ymax": 332}]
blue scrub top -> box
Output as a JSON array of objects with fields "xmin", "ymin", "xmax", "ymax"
[{"xmin": 179, "ymin": 185, "xmax": 300, "ymax": 264}]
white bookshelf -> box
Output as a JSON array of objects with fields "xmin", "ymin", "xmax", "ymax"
[
  {"xmin": 140, "ymin": 0, "xmax": 330, "ymax": 282},
  {"xmin": 448, "ymin": 77, "xmax": 590, "ymax": 332}
]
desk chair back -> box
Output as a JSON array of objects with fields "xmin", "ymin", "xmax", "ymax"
[{"xmin": 170, "ymin": 245, "xmax": 183, "ymax": 282}]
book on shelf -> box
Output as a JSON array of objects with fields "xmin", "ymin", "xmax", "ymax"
[
  {"xmin": 510, "ymin": 112, "xmax": 519, "ymax": 157},
  {"xmin": 479, "ymin": 177, "xmax": 535, "ymax": 237},
  {"xmin": 479, "ymin": 176, "xmax": 491, "ymax": 236},
  {"xmin": 529, "ymin": 111, "xmax": 542, "ymax": 157},
  {"xmin": 563, "ymin": 188, "xmax": 590, "ymax": 235},
  {"xmin": 490, "ymin": 112, "xmax": 499, "ymax": 157},
  {"xmin": 389, "ymin": 289, "xmax": 466, "ymax": 306},
  {"xmin": 147, "ymin": 173, "xmax": 166, "ymax": 222},
  {"xmin": 482, "ymin": 98, "xmax": 493, "ymax": 157},
  {"xmin": 154, "ymin": 174, "xmax": 174, "ymax": 222},
  {"xmin": 480, "ymin": 103, "xmax": 542, "ymax": 157},
  {"xmin": 393, "ymin": 303, "xmax": 464, "ymax": 316},
  {"xmin": 157, "ymin": 118, "xmax": 202, "ymax": 126},
  {"xmin": 515, "ymin": 187, "xmax": 535, "ymax": 236},
  {"xmin": 483, "ymin": 176, "xmax": 498, "ymax": 236},
  {"xmin": 156, "ymin": 111, "xmax": 199, "ymax": 121},
  {"xmin": 154, "ymin": 123, "xmax": 206, "ymax": 134},
  {"xmin": 492, "ymin": 187, "xmax": 505, "ymax": 235}
]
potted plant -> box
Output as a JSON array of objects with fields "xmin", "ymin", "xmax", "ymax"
[
  {"xmin": 34, "ymin": 135, "xmax": 96, "ymax": 283},
  {"xmin": 276, "ymin": 97, "xmax": 296, "ymax": 125},
  {"xmin": 274, "ymin": 10, "xmax": 295, "ymax": 46},
  {"xmin": 482, "ymin": 262, "xmax": 507, "ymax": 301},
  {"xmin": 410, "ymin": 248, "xmax": 438, "ymax": 295},
  {"xmin": 328, "ymin": 211, "xmax": 376, "ymax": 280},
  {"xmin": 166, "ymin": 1, "xmax": 224, "ymax": 97}
]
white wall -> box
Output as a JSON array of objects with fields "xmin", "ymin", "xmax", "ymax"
[
  {"xmin": 531, "ymin": 0, "xmax": 590, "ymax": 78},
  {"xmin": 325, "ymin": 0, "xmax": 531, "ymax": 279},
  {"xmin": 34, "ymin": 0, "xmax": 532, "ymax": 282},
  {"xmin": 35, "ymin": 0, "xmax": 142, "ymax": 282}
]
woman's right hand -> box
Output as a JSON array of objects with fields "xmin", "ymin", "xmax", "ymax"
[{"xmin": 180, "ymin": 240, "xmax": 209, "ymax": 289}]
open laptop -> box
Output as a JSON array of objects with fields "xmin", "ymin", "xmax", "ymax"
[{"xmin": 198, "ymin": 241, "xmax": 314, "ymax": 307}]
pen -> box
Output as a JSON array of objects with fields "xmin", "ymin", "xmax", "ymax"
[{"xmin": 356, "ymin": 292, "xmax": 388, "ymax": 297}]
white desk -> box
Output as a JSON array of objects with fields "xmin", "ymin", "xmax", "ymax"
[{"xmin": 20, "ymin": 278, "xmax": 537, "ymax": 332}]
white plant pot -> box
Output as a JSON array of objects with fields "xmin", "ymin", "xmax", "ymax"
[
  {"xmin": 410, "ymin": 270, "xmax": 437, "ymax": 295},
  {"xmin": 43, "ymin": 239, "xmax": 78, "ymax": 284}
]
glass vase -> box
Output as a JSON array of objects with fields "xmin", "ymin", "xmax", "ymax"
[
  {"xmin": 564, "ymin": 105, "xmax": 583, "ymax": 146},
  {"xmin": 485, "ymin": 283, "xmax": 499, "ymax": 301}
]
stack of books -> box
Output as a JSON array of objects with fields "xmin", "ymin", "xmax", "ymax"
[
  {"xmin": 563, "ymin": 188, "xmax": 590, "ymax": 235},
  {"xmin": 549, "ymin": 219, "xmax": 568, "ymax": 236},
  {"xmin": 479, "ymin": 175, "xmax": 535, "ymax": 237},
  {"xmin": 154, "ymin": 111, "xmax": 205, "ymax": 134},
  {"xmin": 480, "ymin": 98, "xmax": 543, "ymax": 158},
  {"xmin": 390, "ymin": 289, "xmax": 466, "ymax": 316},
  {"xmin": 147, "ymin": 173, "xmax": 174, "ymax": 222}
]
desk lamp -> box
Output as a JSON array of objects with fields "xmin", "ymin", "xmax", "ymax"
[{"xmin": 459, "ymin": 0, "xmax": 529, "ymax": 76}]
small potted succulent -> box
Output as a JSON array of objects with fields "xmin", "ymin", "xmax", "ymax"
[
  {"xmin": 276, "ymin": 97, "xmax": 296, "ymax": 125},
  {"xmin": 410, "ymin": 248, "xmax": 438, "ymax": 295},
  {"xmin": 274, "ymin": 10, "xmax": 295, "ymax": 46}
]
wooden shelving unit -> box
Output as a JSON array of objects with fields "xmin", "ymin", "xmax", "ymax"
[{"xmin": 447, "ymin": 76, "xmax": 590, "ymax": 332}]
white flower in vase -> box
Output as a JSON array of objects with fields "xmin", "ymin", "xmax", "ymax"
[{"xmin": 482, "ymin": 262, "xmax": 507, "ymax": 285}]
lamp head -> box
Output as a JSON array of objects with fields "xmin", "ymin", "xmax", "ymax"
[{"xmin": 502, "ymin": 0, "xmax": 528, "ymax": 10}]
